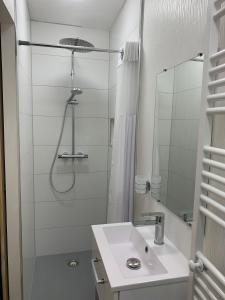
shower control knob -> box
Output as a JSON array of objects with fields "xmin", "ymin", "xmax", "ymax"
[{"xmin": 58, "ymin": 152, "xmax": 88, "ymax": 159}]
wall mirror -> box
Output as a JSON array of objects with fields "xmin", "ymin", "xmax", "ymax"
[{"xmin": 152, "ymin": 55, "xmax": 204, "ymax": 224}]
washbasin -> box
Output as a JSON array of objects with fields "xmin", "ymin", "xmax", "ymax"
[
  {"xmin": 103, "ymin": 224, "xmax": 167, "ymax": 278},
  {"xmin": 92, "ymin": 222, "xmax": 189, "ymax": 291}
]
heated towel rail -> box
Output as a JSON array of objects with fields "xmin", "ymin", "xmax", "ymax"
[{"xmin": 189, "ymin": 0, "xmax": 225, "ymax": 299}]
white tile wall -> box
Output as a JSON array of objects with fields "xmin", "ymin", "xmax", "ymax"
[
  {"xmin": 155, "ymin": 70, "xmax": 174, "ymax": 205},
  {"xmin": 33, "ymin": 86, "xmax": 108, "ymax": 118},
  {"xmin": 32, "ymin": 54, "xmax": 109, "ymax": 89},
  {"xmin": 157, "ymin": 68, "xmax": 174, "ymax": 93},
  {"xmin": 159, "ymin": 146, "xmax": 170, "ymax": 171},
  {"xmin": 174, "ymin": 61, "xmax": 204, "ymax": 92},
  {"xmin": 173, "ymin": 88, "xmax": 202, "ymax": 120},
  {"xmin": 158, "ymin": 93, "xmax": 173, "ymax": 119},
  {"xmin": 169, "ymin": 146, "xmax": 197, "ymax": 179},
  {"xmin": 158, "ymin": 120, "xmax": 172, "ymax": 146},
  {"xmin": 33, "ymin": 116, "xmax": 108, "ymax": 146},
  {"xmin": 109, "ymin": 87, "xmax": 116, "ymax": 118},
  {"xmin": 31, "ymin": 21, "xmax": 109, "ymax": 60},
  {"xmin": 35, "ymin": 198, "xmax": 107, "ymax": 229},
  {"xmin": 170, "ymin": 120, "xmax": 199, "ymax": 150},
  {"xmin": 34, "ymin": 173, "xmax": 107, "ymax": 202},
  {"xmin": 35, "ymin": 226, "xmax": 92, "ymax": 256},
  {"xmin": 16, "ymin": 1, "xmax": 35, "ymax": 299},
  {"xmin": 167, "ymin": 172, "xmax": 195, "ymax": 215},
  {"xmin": 34, "ymin": 146, "xmax": 108, "ymax": 174},
  {"xmin": 166, "ymin": 61, "xmax": 203, "ymax": 219},
  {"xmin": 31, "ymin": 21, "xmax": 109, "ymax": 256}
]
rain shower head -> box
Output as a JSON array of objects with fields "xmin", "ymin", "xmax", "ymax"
[{"xmin": 59, "ymin": 38, "xmax": 94, "ymax": 52}]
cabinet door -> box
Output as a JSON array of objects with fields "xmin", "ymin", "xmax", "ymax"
[
  {"xmin": 103, "ymin": 282, "xmax": 117, "ymax": 300},
  {"xmin": 92, "ymin": 238, "xmax": 119, "ymax": 300},
  {"xmin": 91, "ymin": 257, "xmax": 105, "ymax": 300}
]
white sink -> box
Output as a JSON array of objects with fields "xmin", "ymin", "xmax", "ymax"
[
  {"xmin": 92, "ymin": 222, "xmax": 189, "ymax": 291},
  {"xmin": 103, "ymin": 224, "xmax": 167, "ymax": 278}
]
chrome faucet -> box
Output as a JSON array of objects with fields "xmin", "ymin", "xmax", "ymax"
[{"xmin": 134, "ymin": 212, "xmax": 165, "ymax": 245}]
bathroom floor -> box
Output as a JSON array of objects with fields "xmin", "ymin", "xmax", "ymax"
[{"xmin": 32, "ymin": 251, "xmax": 95, "ymax": 300}]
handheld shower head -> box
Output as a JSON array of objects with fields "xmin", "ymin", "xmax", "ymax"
[
  {"xmin": 71, "ymin": 88, "xmax": 82, "ymax": 96},
  {"xmin": 67, "ymin": 88, "xmax": 83, "ymax": 104}
]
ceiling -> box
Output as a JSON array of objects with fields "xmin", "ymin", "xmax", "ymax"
[{"xmin": 27, "ymin": 0, "xmax": 126, "ymax": 30}]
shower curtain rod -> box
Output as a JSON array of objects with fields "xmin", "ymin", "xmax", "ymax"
[{"xmin": 18, "ymin": 40, "xmax": 124, "ymax": 56}]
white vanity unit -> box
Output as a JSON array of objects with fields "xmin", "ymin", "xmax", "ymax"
[{"xmin": 91, "ymin": 223, "xmax": 189, "ymax": 300}]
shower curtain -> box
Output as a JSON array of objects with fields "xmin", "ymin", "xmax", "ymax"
[{"xmin": 107, "ymin": 41, "xmax": 139, "ymax": 223}]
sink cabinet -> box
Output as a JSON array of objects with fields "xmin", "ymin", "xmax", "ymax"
[
  {"xmin": 92, "ymin": 235, "xmax": 188, "ymax": 300},
  {"xmin": 92, "ymin": 239, "xmax": 118, "ymax": 300}
]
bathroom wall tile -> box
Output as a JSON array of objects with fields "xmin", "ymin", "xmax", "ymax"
[
  {"xmin": 169, "ymin": 146, "xmax": 197, "ymax": 180},
  {"xmin": 109, "ymin": 87, "xmax": 116, "ymax": 118},
  {"xmin": 32, "ymin": 21, "xmax": 110, "ymax": 256},
  {"xmin": 35, "ymin": 198, "xmax": 107, "ymax": 229},
  {"xmin": 158, "ymin": 92, "xmax": 173, "ymax": 120},
  {"xmin": 35, "ymin": 226, "xmax": 92, "ymax": 256},
  {"xmin": 32, "ymin": 54, "xmax": 109, "ymax": 89},
  {"xmin": 157, "ymin": 68, "xmax": 174, "ymax": 93},
  {"xmin": 158, "ymin": 120, "xmax": 171, "ymax": 146},
  {"xmin": 167, "ymin": 172, "xmax": 195, "ymax": 216},
  {"xmin": 34, "ymin": 145, "xmax": 108, "ymax": 174},
  {"xmin": 173, "ymin": 88, "xmax": 202, "ymax": 120},
  {"xmin": 34, "ymin": 172, "xmax": 107, "ymax": 202},
  {"xmin": 159, "ymin": 145, "xmax": 170, "ymax": 171},
  {"xmin": 174, "ymin": 60, "xmax": 203, "ymax": 92},
  {"xmin": 109, "ymin": 54, "xmax": 118, "ymax": 89},
  {"xmin": 33, "ymin": 86, "xmax": 108, "ymax": 118},
  {"xmin": 76, "ymin": 117, "xmax": 109, "ymax": 146},
  {"xmin": 171, "ymin": 119, "xmax": 199, "ymax": 150},
  {"xmin": 33, "ymin": 116, "xmax": 72, "ymax": 146},
  {"xmin": 31, "ymin": 21, "xmax": 109, "ymax": 60},
  {"xmin": 33, "ymin": 116, "xmax": 108, "ymax": 146}
]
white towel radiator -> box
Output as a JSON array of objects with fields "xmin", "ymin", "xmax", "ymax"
[{"xmin": 189, "ymin": 0, "xmax": 225, "ymax": 299}]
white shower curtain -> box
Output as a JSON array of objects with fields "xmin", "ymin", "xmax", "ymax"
[{"xmin": 107, "ymin": 41, "xmax": 139, "ymax": 223}]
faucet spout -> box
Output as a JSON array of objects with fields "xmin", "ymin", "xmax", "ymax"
[{"xmin": 137, "ymin": 212, "xmax": 165, "ymax": 245}]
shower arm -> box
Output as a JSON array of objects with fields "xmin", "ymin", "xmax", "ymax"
[{"xmin": 18, "ymin": 40, "xmax": 124, "ymax": 59}]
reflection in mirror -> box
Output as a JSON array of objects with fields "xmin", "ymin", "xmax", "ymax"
[{"xmin": 152, "ymin": 55, "xmax": 204, "ymax": 224}]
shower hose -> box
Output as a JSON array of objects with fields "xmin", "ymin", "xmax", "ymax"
[{"xmin": 49, "ymin": 102, "xmax": 76, "ymax": 193}]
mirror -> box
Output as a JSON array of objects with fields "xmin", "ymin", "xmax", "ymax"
[{"xmin": 152, "ymin": 55, "xmax": 204, "ymax": 224}]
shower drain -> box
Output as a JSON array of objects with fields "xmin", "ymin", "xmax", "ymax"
[{"xmin": 67, "ymin": 259, "xmax": 79, "ymax": 268}]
